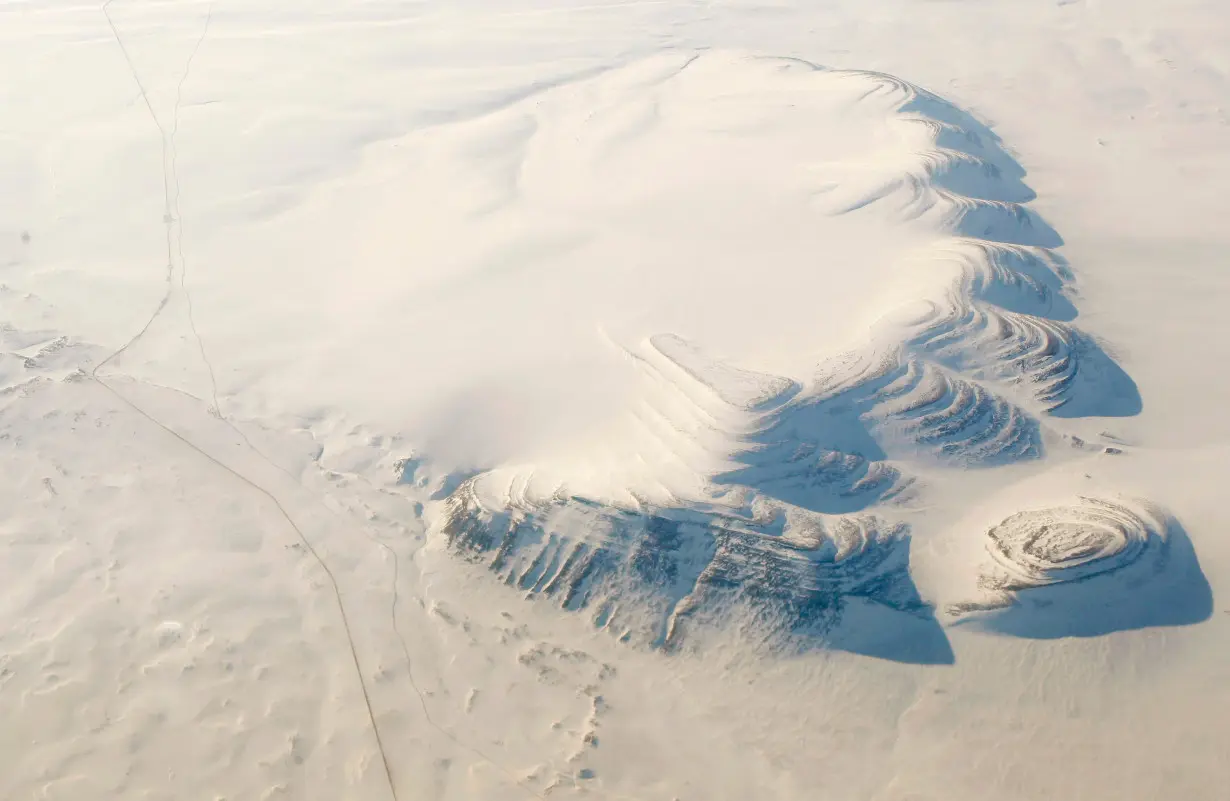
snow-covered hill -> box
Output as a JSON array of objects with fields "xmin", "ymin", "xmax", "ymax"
[{"xmin": 2, "ymin": 2, "xmax": 1227, "ymax": 800}]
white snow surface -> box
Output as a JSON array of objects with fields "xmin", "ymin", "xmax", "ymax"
[{"xmin": 3, "ymin": 1, "xmax": 1229, "ymax": 799}]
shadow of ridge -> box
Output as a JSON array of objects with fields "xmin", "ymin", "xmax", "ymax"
[
  {"xmin": 859, "ymin": 77, "xmax": 1064, "ymax": 251},
  {"xmin": 809, "ymin": 596, "xmax": 954, "ymax": 665},
  {"xmin": 690, "ymin": 586, "xmax": 955, "ymax": 666},
  {"xmin": 714, "ymin": 353, "xmax": 1044, "ymax": 520},
  {"xmin": 710, "ymin": 384, "xmax": 895, "ymax": 515},
  {"xmin": 676, "ymin": 526, "xmax": 955, "ymax": 665},
  {"xmin": 973, "ymin": 245, "xmax": 1078, "ymax": 322},
  {"xmin": 884, "ymin": 80, "xmax": 1144, "ymax": 418},
  {"xmin": 950, "ymin": 202, "xmax": 1063, "ymax": 249},
  {"xmin": 896, "ymin": 84, "xmax": 1022, "ymax": 178},
  {"xmin": 965, "ymin": 519, "xmax": 1212, "ymax": 639},
  {"xmin": 1049, "ymin": 336, "xmax": 1143, "ymax": 418}
]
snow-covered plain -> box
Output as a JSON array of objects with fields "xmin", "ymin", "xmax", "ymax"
[{"xmin": 3, "ymin": 1, "xmax": 1229, "ymax": 799}]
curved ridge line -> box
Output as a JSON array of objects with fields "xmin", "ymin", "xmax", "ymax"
[{"xmin": 821, "ymin": 67, "xmax": 1104, "ymax": 436}]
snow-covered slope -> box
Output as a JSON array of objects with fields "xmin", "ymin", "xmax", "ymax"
[
  {"xmin": 2, "ymin": 1, "xmax": 1228, "ymax": 800},
  {"xmin": 423, "ymin": 54, "xmax": 1144, "ymax": 662}
]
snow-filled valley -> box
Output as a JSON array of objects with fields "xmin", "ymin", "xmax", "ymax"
[{"xmin": 2, "ymin": 1, "xmax": 1229, "ymax": 799}]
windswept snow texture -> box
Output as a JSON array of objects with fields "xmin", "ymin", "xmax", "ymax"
[
  {"xmin": 442, "ymin": 475, "xmax": 941, "ymax": 658},
  {"xmin": 434, "ymin": 54, "xmax": 1146, "ymax": 654}
]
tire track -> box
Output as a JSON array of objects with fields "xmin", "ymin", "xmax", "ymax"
[
  {"xmin": 93, "ymin": 5, "xmax": 593, "ymax": 798},
  {"xmin": 95, "ymin": 4, "xmax": 402, "ymax": 799}
]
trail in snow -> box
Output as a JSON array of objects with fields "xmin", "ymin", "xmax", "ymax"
[
  {"xmin": 94, "ymin": 4, "xmax": 405, "ymax": 799},
  {"xmin": 90, "ymin": 5, "xmax": 606, "ymax": 798}
]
